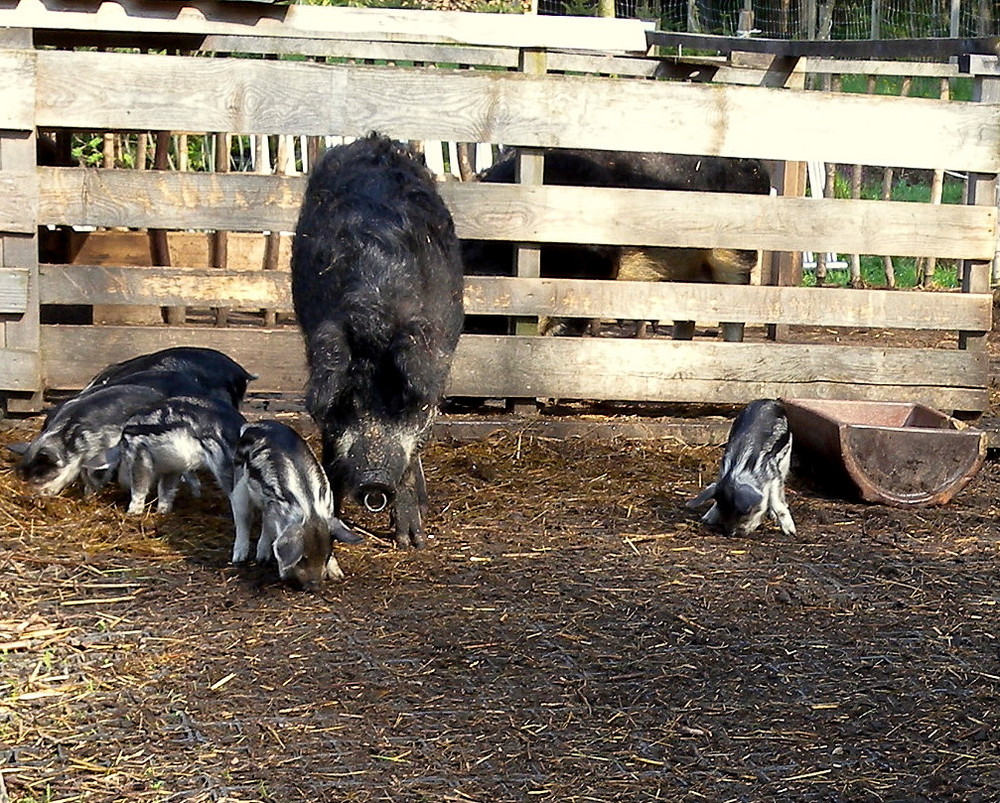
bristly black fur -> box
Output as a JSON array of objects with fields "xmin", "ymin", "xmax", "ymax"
[{"xmin": 290, "ymin": 133, "xmax": 464, "ymax": 549}]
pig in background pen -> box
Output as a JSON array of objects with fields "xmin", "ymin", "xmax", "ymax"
[{"xmin": 461, "ymin": 147, "xmax": 771, "ymax": 341}]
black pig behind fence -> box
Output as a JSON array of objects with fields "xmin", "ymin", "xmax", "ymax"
[
  {"xmin": 462, "ymin": 148, "xmax": 771, "ymax": 340},
  {"xmin": 291, "ymin": 133, "xmax": 465, "ymax": 550}
]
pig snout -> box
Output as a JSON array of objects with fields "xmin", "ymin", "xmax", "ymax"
[{"xmin": 358, "ymin": 482, "xmax": 394, "ymax": 513}]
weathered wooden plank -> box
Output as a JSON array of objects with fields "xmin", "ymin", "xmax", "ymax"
[
  {"xmin": 0, "ymin": 27, "xmax": 41, "ymax": 409},
  {"xmin": 40, "ymin": 264, "xmax": 290, "ymax": 309},
  {"xmin": 463, "ymin": 278, "xmax": 992, "ymax": 331},
  {"xmin": 199, "ymin": 34, "xmax": 522, "ymax": 68},
  {"xmin": 0, "ymin": 49, "xmax": 35, "ymax": 131},
  {"xmin": 0, "ymin": 171, "xmax": 39, "ymax": 234},
  {"xmin": 800, "ymin": 57, "xmax": 965, "ymax": 78},
  {"xmin": 0, "ymin": 268, "xmax": 30, "ymax": 314},
  {"xmin": 33, "ymin": 51, "xmax": 1000, "ymax": 171},
  {"xmin": 38, "ymin": 168, "xmax": 306, "ymax": 233},
  {"xmin": 39, "ymin": 327, "xmax": 987, "ymax": 413},
  {"xmin": 38, "ymin": 168, "xmax": 998, "ymax": 259},
  {"xmin": 0, "ymin": 347, "xmax": 40, "ymax": 391},
  {"xmin": 41, "ymin": 325, "xmax": 309, "ymax": 392},
  {"xmin": 648, "ymin": 31, "xmax": 1000, "ymax": 59},
  {"xmin": 3, "ymin": 0, "xmax": 652, "ymax": 53},
  {"xmin": 449, "ymin": 335, "xmax": 987, "ymax": 411},
  {"xmin": 38, "ymin": 268, "xmax": 993, "ymax": 333}
]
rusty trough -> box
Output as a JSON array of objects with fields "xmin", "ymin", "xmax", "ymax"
[{"xmin": 783, "ymin": 398, "xmax": 987, "ymax": 507}]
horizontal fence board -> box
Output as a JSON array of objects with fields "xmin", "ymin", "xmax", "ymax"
[
  {"xmin": 0, "ymin": 268, "xmax": 30, "ymax": 314},
  {"xmin": 0, "ymin": 347, "xmax": 41, "ymax": 391},
  {"xmin": 42, "ymin": 325, "xmax": 309, "ymax": 393},
  {"xmin": 2, "ymin": 0, "xmax": 653, "ymax": 52},
  {"xmin": 0, "ymin": 171, "xmax": 38, "ymax": 234},
  {"xmin": 647, "ymin": 31, "xmax": 1000, "ymax": 59},
  {"xmin": 462, "ymin": 278, "xmax": 992, "ymax": 331},
  {"xmin": 40, "ymin": 264, "xmax": 290, "ymax": 309},
  {"xmin": 452, "ymin": 336, "xmax": 986, "ymax": 401},
  {"xmin": 39, "ymin": 327, "xmax": 987, "ymax": 412},
  {"xmin": 199, "ymin": 34, "xmax": 522, "ymax": 68},
  {"xmin": 31, "ymin": 51, "xmax": 1000, "ymax": 171},
  {"xmin": 801, "ymin": 57, "xmax": 967, "ymax": 77},
  {"xmin": 0, "ymin": 49, "xmax": 35, "ymax": 130},
  {"xmin": 38, "ymin": 168, "xmax": 305, "ymax": 233},
  {"xmin": 38, "ymin": 268, "xmax": 993, "ymax": 333},
  {"xmin": 37, "ymin": 168, "xmax": 997, "ymax": 259}
]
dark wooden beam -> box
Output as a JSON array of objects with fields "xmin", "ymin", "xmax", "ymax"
[{"xmin": 646, "ymin": 31, "xmax": 1000, "ymax": 60}]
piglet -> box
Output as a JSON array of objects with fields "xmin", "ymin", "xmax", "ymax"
[
  {"xmin": 687, "ymin": 399, "xmax": 796, "ymax": 537},
  {"xmin": 83, "ymin": 347, "xmax": 256, "ymax": 409},
  {"xmin": 114, "ymin": 396, "xmax": 246, "ymax": 515},
  {"xmin": 230, "ymin": 420, "xmax": 363, "ymax": 588},
  {"xmin": 16, "ymin": 384, "xmax": 166, "ymax": 496}
]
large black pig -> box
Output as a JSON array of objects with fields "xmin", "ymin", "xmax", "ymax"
[
  {"xmin": 291, "ymin": 133, "xmax": 464, "ymax": 549},
  {"xmin": 462, "ymin": 148, "xmax": 771, "ymax": 341}
]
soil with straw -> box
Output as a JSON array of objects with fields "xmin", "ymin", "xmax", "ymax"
[{"xmin": 1, "ymin": 329, "xmax": 999, "ymax": 803}]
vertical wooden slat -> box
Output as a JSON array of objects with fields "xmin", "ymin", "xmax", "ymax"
[
  {"xmin": 211, "ymin": 132, "xmax": 230, "ymax": 327},
  {"xmin": 922, "ymin": 77, "xmax": 950, "ymax": 288},
  {"xmin": 511, "ymin": 46, "xmax": 547, "ymax": 412},
  {"xmin": 260, "ymin": 134, "xmax": 280, "ymax": 328},
  {"xmin": 154, "ymin": 131, "xmax": 183, "ymax": 325},
  {"xmin": 1, "ymin": 28, "xmax": 42, "ymax": 410},
  {"xmin": 514, "ymin": 47, "xmax": 546, "ymax": 339}
]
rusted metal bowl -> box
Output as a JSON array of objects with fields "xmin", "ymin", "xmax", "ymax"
[{"xmin": 782, "ymin": 398, "xmax": 987, "ymax": 507}]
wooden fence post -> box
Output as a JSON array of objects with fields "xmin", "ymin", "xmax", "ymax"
[
  {"xmin": 764, "ymin": 56, "xmax": 806, "ymax": 341},
  {"xmin": 959, "ymin": 70, "xmax": 1000, "ymax": 379},
  {"xmin": 0, "ymin": 28, "xmax": 42, "ymax": 412},
  {"xmin": 510, "ymin": 46, "xmax": 547, "ymax": 413}
]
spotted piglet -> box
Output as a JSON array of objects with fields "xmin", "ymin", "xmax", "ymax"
[
  {"xmin": 687, "ymin": 399, "xmax": 796, "ymax": 537},
  {"xmin": 115, "ymin": 396, "xmax": 246, "ymax": 515},
  {"xmin": 230, "ymin": 420, "xmax": 362, "ymax": 588}
]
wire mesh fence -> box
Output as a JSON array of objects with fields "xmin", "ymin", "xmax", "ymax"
[{"xmin": 539, "ymin": 0, "xmax": 998, "ymax": 39}]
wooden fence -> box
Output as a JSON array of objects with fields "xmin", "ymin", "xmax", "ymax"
[{"xmin": 0, "ymin": 0, "xmax": 997, "ymax": 415}]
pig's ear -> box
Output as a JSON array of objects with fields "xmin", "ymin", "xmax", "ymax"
[
  {"xmin": 733, "ymin": 484, "xmax": 763, "ymax": 516},
  {"xmin": 5, "ymin": 442, "xmax": 30, "ymax": 456},
  {"xmin": 304, "ymin": 321, "xmax": 350, "ymax": 414},
  {"xmin": 83, "ymin": 444, "xmax": 120, "ymax": 471},
  {"xmin": 330, "ymin": 518, "xmax": 364, "ymax": 545},
  {"xmin": 686, "ymin": 483, "xmax": 717, "ymax": 509},
  {"xmin": 273, "ymin": 528, "xmax": 305, "ymax": 573}
]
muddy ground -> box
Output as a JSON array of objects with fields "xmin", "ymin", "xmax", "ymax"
[{"xmin": 1, "ymin": 326, "xmax": 998, "ymax": 803}]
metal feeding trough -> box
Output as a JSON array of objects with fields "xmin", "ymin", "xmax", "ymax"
[{"xmin": 782, "ymin": 398, "xmax": 987, "ymax": 507}]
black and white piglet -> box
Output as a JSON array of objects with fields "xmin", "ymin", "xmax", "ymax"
[
  {"xmin": 15, "ymin": 384, "xmax": 166, "ymax": 496},
  {"xmin": 230, "ymin": 420, "xmax": 362, "ymax": 588},
  {"xmin": 113, "ymin": 396, "xmax": 246, "ymax": 515},
  {"xmin": 83, "ymin": 346, "xmax": 256, "ymax": 409},
  {"xmin": 687, "ymin": 399, "xmax": 797, "ymax": 537}
]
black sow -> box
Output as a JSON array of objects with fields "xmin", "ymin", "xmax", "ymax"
[
  {"xmin": 687, "ymin": 399, "xmax": 796, "ymax": 537},
  {"xmin": 291, "ymin": 133, "xmax": 464, "ymax": 549}
]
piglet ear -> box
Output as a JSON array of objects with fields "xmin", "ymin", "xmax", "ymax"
[
  {"xmin": 273, "ymin": 530, "xmax": 305, "ymax": 573},
  {"xmin": 330, "ymin": 518, "xmax": 364, "ymax": 545},
  {"xmin": 733, "ymin": 484, "xmax": 764, "ymax": 516},
  {"xmin": 5, "ymin": 442, "xmax": 29, "ymax": 456},
  {"xmin": 83, "ymin": 444, "xmax": 120, "ymax": 471},
  {"xmin": 686, "ymin": 482, "xmax": 717, "ymax": 509}
]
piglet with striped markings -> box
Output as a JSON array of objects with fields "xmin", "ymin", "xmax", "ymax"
[
  {"xmin": 687, "ymin": 399, "xmax": 796, "ymax": 537},
  {"xmin": 230, "ymin": 420, "xmax": 362, "ymax": 589},
  {"xmin": 114, "ymin": 396, "xmax": 246, "ymax": 515}
]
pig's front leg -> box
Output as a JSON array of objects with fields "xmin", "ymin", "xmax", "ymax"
[{"xmin": 392, "ymin": 467, "xmax": 425, "ymax": 550}]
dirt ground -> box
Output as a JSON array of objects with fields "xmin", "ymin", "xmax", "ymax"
[{"xmin": 1, "ymin": 326, "xmax": 999, "ymax": 803}]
